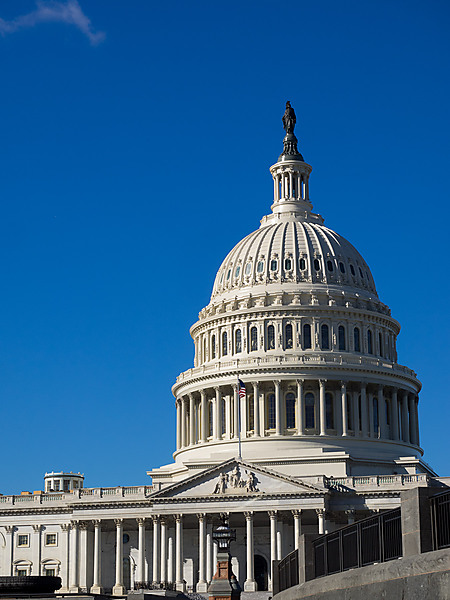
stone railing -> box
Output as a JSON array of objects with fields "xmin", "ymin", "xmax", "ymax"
[
  {"xmin": 0, "ymin": 485, "xmax": 153, "ymax": 506},
  {"xmin": 176, "ymin": 354, "xmax": 417, "ymax": 383},
  {"xmin": 325, "ymin": 473, "xmax": 429, "ymax": 490}
]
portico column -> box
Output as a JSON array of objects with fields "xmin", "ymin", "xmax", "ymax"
[
  {"xmin": 90, "ymin": 520, "xmax": 103, "ymax": 594},
  {"xmin": 181, "ymin": 398, "xmax": 187, "ymax": 448},
  {"xmin": 167, "ymin": 533, "xmax": 174, "ymax": 583},
  {"xmin": 269, "ymin": 511, "xmax": 277, "ymax": 591},
  {"xmin": 391, "ymin": 389, "xmax": 399, "ymax": 440},
  {"xmin": 196, "ymin": 514, "xmax": 207, "ymax": 592},
  {"xmin": 152, "ymin": 516, "xmax": 160, "ymax": 585},
  {"xmin": 276, "ymin": 520, "xmax": 283, "ymax": 560},
  {"xmin": 379, "ymin": 385, "xmax": 387, "ymax": 439},
  {"xmin": 252, "ymin": 383, "xmax": 260, "ymax": 437},
  {"xmin": 360, "ymin": 384, "xmax": 368, "ymax": 437},
  {"xmin": 319, "ymin": 380, "xmax": 326, "ymax": 435},
  {"xmin": 292, "ymin": 510, "xmax": 302, "ymax": 550},
  {"xmin": 69, "ymin": 521, "xmax": 80, "ymax": 592},
  {"xmin": 341, "ymin": 382, "xmax": 348, "ymax": 436},
  {"xmin": 113, "ymin": 519, "xmax": 126, "ymax": 595},
  {"xmin": 176, "ymin": 400, "xmax": 181, "ymax": 450},
  {"xmin": 200, "ymin": 391, "xmax": 207, "ymax": 442},
  {"xmin": 296, "ymin": 379, "xmax": 304, "ymax": 435},
  {"xmin": 137, "ymin": 518, "xmax": 146, "ymax": 587},
  {"xmin": 275, "ymin": 380, "xmax": 282, "ymax": 435},
  {"xmin": 401, "ymin": 391, "xmax": 410, "ymax": 443},
  {"xmin": 206, "ymin": 522, "xmax": 213, "ymax": 583},
  {"xmin": 160, "ymin": 519, "xmax": 167, "ymax": 584},
  {"xmin": 189, "ymin": 394, "xmax": 195, "ymax": 445},
  {"xmin": 316, "ymin": 509, "xmax": 325, "ymax": 535},
  {"xmin": 59, "ymin": 524, "xmax": 70, "ymax": 591},
  {"xmin": 175, "ymin": 515, "xmax": 185, "ymax": 591},
  {"xmin": 244, "ymin": 512, "xmax": 256, "ymax": 591}
]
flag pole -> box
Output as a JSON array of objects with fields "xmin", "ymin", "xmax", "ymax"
[{"xmin": 237, "ymin": 374, "xmax": 242, "ymax": 460}]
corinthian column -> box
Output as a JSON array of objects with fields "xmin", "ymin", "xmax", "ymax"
[
  {"xmin": 90, "ymin": 520, "xmax": 103, "ymax": 594},
  {"xmin": 244, "ymin": 512, "xmax": 256, "ymax": 591},
  {"xmin": 196, "ymin": 514, "xmax": 207, "ymax": 592},
  {"xmin": 189, "ymin": 394, "xmax": 195, "ymax": 445},
  {"xmin": 296, "ymin": 379, "xmax": 304, "ymax": 435},
  {"xmin": 176, "ymin": 400, "xmax": 181, "ymax": 450},
  {"xmin": 175, "ymin": 515, "xmax": 185, "ymax": 592},
  {"xmin": 69, "ymin": 521, "xmax": 80, "ymax": 592},
  {"xmin": 341, "ymin": 382, "xmax": 348, "ymax": 436},
  {"xmin": 160, "ymin": 519, "xmax": 167, "ymax": 584},
  {"xmin": 152, "ymin": 516, "xmax": 160, "ymax": 585},
  {"xmin": 113, "ymin": 519, "xmax": 126, "ymax": 595},
  {"xmin": 181, "ymin": 398, "xmax": 187, "ymax": 448},
  {"xmin": 200, "ymin": 391, "xmax": 207, "ymax": 442},
  {"xmin": 136, "ymin": 518, "xmax": 146, "ymax": 587},
  {"xmin": 268, "ymin": 511, "xmax": 277, "ymax": 591},
  {"xmin": 319, "ymin": 380, "xmax": 326, "ymax": 435},
  {"xmin": 391, "ymin": 389, "xmax": 399, "ymax": 440},
  {"xmin": 275, "ymin": 380, "xmax": 282, "ymax": 435},
  {"xmin": 252, "ymin": 382, "xmax": 260, "ymax": 437}
]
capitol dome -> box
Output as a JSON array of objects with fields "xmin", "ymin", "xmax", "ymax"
[{"xmin": 157, "ymin": 102, "xmax": 427, "ymax": 486}]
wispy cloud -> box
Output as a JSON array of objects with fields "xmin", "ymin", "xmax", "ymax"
[{"xmin": 0, "ymin": 0, "xmax": 105, "ymax": 45}]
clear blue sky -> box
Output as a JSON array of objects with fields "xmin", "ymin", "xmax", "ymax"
[{"xmin": 0, "ymin": 1, "xmax": 449, "ymax": 494}]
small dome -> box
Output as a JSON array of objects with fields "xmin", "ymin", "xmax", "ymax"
[{"xmin": 211, "ymin": 217, "xmax": 377, "ymax": 300}]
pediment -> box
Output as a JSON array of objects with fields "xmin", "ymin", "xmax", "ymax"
[{"xmin": 149, "ymin": 459, "xmax": 323, "ymax": 500}]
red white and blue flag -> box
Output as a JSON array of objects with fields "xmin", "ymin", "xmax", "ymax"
[{"xmin": 238, "ymin": 379, "xmax": 246, "ymax": 398}]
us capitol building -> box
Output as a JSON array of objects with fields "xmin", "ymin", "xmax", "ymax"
[{"xmin": 0, "ymin": 103, "xmax": 444, "ymax": 595}]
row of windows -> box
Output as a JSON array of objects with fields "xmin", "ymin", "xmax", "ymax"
[
  {"xmin": 17, "ymin": 533, "xmax": 57, "ymax": 547},
  {"xmin": 204, "ymin": 324, "xmax": 393, "ymax": 359},
  {"xmin": 220, "ymin": 257, "xmax": 370, "ymax": 285}
]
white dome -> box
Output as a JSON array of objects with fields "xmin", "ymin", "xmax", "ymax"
[{"xmin": 212, "ymin": 218, "xmax": 377, "ymax": 301}]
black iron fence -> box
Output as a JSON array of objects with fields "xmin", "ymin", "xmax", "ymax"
[
  {"xmin": 134, "ymin": 582, "xmax": 176, "ymax": 591},
  {"xmin": 431, "ymin": 489, "xmax": 450, "ymax": 550},
  {"xmin": 278, "ymin": 548, "xmax": 299, "ymax": 592},
  {"xmin": 313, "ymin": 507, "xmax": 402, "ymax": 578}
]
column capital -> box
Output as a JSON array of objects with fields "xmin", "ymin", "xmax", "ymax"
[
  {"xmin": 345, "ymin": 509, "xmax": 355, "ymax": 517},
  {"xmin": 315, "ymin": 508, "xmax": 325, "ymax": 517},
  {"xmin": 252, "ymin": 381, "xmax": 259, "ymax": 390},
  {"xmin": 268, "ymin": 510, "xmax": 278, "ymax": 519},
  {"xmin": 378, "ymin": 383, "xmax": 384, "ymax": 392},
  {"xmin": 200, "ymin": 390, "xmax": 207, "ymax": 399},
  {"xmin": 340, "ymin": 380, "xmax": 347, "ymax": 389},
  {"xmin": 296, "ymin": 378, "xmax": 305, "ymax": 385},
  {"xmin": 136, "ymin": 517, "xmax": 146, "ymax": 526},
  {"xmin": 92, "ymin": 520, "xmax": 101, "ymax": 527},
  {"xmin": 196, "ymin": 513, "xmax": 206, "ymax": 521},
  {"xmin": 152, "ymin": 515, "xmax": 160, "ymax": 524},
  {"xmin": 114, "ymin": 518, "xmax": 123, "ymax": 526},
  {"xmin": 32, "ymin": 524, "xmax": 43, "ymax": 533},
  {"xmin": 60, "ymin": 523, "xmax": 70, "ymax": 532},
  {"xmin": 175, "ymin": 514, "xmax": 183, "ymax": 523},
  {"xmin": 5, "ymin": 525, "xmax": 15, "ymax": 534},
  {"xmin": 188, "ymin": 392, "xmax": 194, "ymax": 400},
  {"xmin": 244, "ymin": 511, "xmax": 253, "ymax": 519},
  {"xmin": 319, "ymin": 379, "xmax": 326, "ymax": 387},
  {"xmin": 79, "ymin": 521, "xmax": 89, "ymax": 531},
  {"xmin": 70, "ymin": 520, "xmax": 79, "ymax": 528},
  {"xmin": 291, "ymin": 509, "xmax": 302, "ymax": 517}
]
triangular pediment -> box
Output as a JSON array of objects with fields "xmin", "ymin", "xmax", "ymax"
[{"xmin": 149, "ymin": 459, "xmax": 324, "ymax": 500}]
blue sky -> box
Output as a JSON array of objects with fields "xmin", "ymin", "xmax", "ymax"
[{"xmin": 0, "ymin": 0, "xmax": 449, "ymax": 494}]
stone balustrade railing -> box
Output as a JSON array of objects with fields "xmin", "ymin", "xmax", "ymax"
[
  {"xmin": 176, "ymin": 354, "xmax": 417, "ymax": 383},
  {"xmin": 0, "ymin": 485, "xmax": 153, "ymax": 506},
  {"xmin": 325, "ymin": 473, "xmax": 429, "ymax": 490}
]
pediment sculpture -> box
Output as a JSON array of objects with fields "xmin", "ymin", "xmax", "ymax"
[{"xmin": 212, "ymin": 466, "xmax": 259, "ymax": 494}]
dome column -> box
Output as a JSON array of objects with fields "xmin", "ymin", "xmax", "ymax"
[
  {"xmin": 391, "ymin": 389, "xmax": 399, "ymax": 440},
  {"xmin": 296, "ymin": 379, "xmax": 304, "ymax": 435},
  {"xmin": 252, "ymin": 383, "xmax": 260, "ymax": 437},
  {"xmin": 233, "ymin": 384, "xmax": 239, "ymax": 439},
  {"xmin": 275, "ymin": 380, "xmax": 282, "ymax": 435},
  {"xmin": 319, "ymin": 380, "xmax": 326, "ymax": 436},
  {"xmin": 360, "ymin": 384, "xmax": 369, "ymax": 437},
  {"xmin": 409, "ymin": 394, "xmax": 418, "ymax": 445},
  {"xmin": 341, "ymin": 382, "xmax": 348, "ymax": 436},
  {"xmin": 181, "ymin": 397, "xmax": 187, "ymax": 448},
  {"xmin": 189, "ymin": 394, "xmax": 195, "ymax": 445},
  {"xmin": 379, "ymin": 385, "xmax": 388, "ymax": 439},
  {"xmin": 200, "ymin": 391, "xmax": 207, "ymax": 443},
  {"xmin": 352, "ymin": 389, "xmax": 360, "ymax": 437},
  {"xmin": 401, "ymin": 391, "xmax": 410, "ymax": 443},
  {"xmin": 176, "ymin": 400, "xmax": 181, "ymax": 450}
]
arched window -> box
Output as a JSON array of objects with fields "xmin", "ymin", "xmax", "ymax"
[
  {"xmin": 221, "ymin": 399, "xmax": 226, "ymax": 435},
  {"xmin": 327, "ymin": 260, "xmax": 334, "ymax": 272},
  {"xmin": 346, "ymin": 394, "xmax": 352, "ymax": 430},
  {"xmin": 338, "ymin": 325, "xmax": 346, "ymax": 351},
  {"xmin": 373, "ymin": 396, "xmax": 379, "ymax": 436},
  {"xmin": 285, "ymin": 323, "xmax": 293, "ymax": 349},
  {"xmin": 350, "ymin": 264, "xmax": 356, "ymax": 276},
  {"xmin": 321, "ymin": 324, "xmax": 330, "ymax": 350},
  {"xmin": 257, "ymin": 261, "xmax": 264, "ymax": 273},
  {"xmin": 325, "ymin": 392, "xmax": 334, "ymax": 429},
  {"xmin": 300, "ymin": 258, "xmax": 306, "ymax": 270},
  {"xmin": 284, "ymin": 258, "xmax": 292, "ymax": 271},
  {"xmin": 222, "ymin": 331, "xmax": 228, "ymax": 356},
  {"xmin": 267, "ymin": 325, "xmax": 275, "ymax": 350},
  {"xmin": 203, "ymin": 337, "xmax": 206, "ymax": 362},
  {"xmin": 303, "ymin": 323, "xmax": 312, "ymax": 349},
  {"xmin": 354, "ymin": 327, "xmax": 361, "ymax": 352},
  {"xmin": 270, "ymin": 259, "xmax": 278, "ymax": 271},
  {"xmin": 286, "ymin": 393, "xmax": 296, "ymax": 429},
  {"xmin": 268, "ymin": 394, "xmax": 276, "ymax": 429},
  {"xmin": 379, "ymin": 332, "xmax": 383, "ymax": 357},
  {"xmin": 250, "ymin": 327, "xmax": 258, "ymax": 352},
  {"xmin": 211, "ymin": 334, "xmax": 216, "ymax": 359},
  {"xmin": 367, "ymin": 329, "xmax": 373, "ymax": 354},
  {"xmin": 314, "ymin": 258, "xmax": 321, "ymax": 271},
  {"xmin": 235, "ymin": 329, "xmax": 242, "ymax": 353},
  {"xmin": 305, "ymin": 393, "xmax": 315, "ymax": 429},
  {"xmin": 339, "ymin": 262, "xmax": 346, "ymax": 274}
]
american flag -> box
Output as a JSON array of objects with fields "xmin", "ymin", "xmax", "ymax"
[{"xmin": 238, "ymin": 379, "xmax": 246, "ymax": 398}]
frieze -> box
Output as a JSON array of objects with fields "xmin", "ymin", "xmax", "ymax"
[{"xmin": 212, "ymin": 466, "xmax": 259, "ymax": 494}]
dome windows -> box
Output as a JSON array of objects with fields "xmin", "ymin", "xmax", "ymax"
[
  {"xmin": 220, "ymin": 272, "xmax": 224, "ymax": 284},
  {"xmin": 211, "ymin": 334, "xmax": 216, "ymax": 359},
  {"xmin": 321, "ymin": 324, "xmax": 330, "ymax": 350},
  {"xmin": 227, "ymin": 269, "xmax": 231, "ymax": 281},
  {"xmin": 270, "ymin": 259, "xmax": 278, "ymax": 272},
  {"xmin": 303, "ymin": 323, "xmax": 312, "ymax": 349},
  {"xmin": 267, "ymin": 325, "xmax": 275, "ymax": 349},
  {"xmin": 245, "ymin": 262, "xmax": 252, "ymax": 275},
  {"xmin": 300, "ymin": 258, "xmax": 306, "ymax": 270},
  {"xmin": 367, "ymin": 329, "xmax": 373, "ymax": 354},
  {"xmin": 305, "ymin": 392, "xmax": 315, "ymax": 429},
  {"xmin": 359, "ymin": 267, "xmax": 364, "ymax": 278},
  {"xmin": 235, "ymin": 329, "xmax": 242, "ymax": 353},
  {"xmin": 222, "ymin": 332, "xmax": 228, "ymax": 356},
  {"xmin": 286, "ymin": 393, "xmax": 296, "ymax": 429},
  {"xmin": 235, "ymin": 266, "xmax": 241, "ymax": 278},
  {"xmin": 314, "ymin": 258, "xmax": 321, "ymax": 271},
  {"xmin": 325, "ymin": 392, "xmax": 334, "ymax": 429},
  {"xmin": 250, "ymin": 327, "xmax": 258, "ymax": 352},
  {"xmin": 350, "ymin": 264, "xmax": 356, "ymax": 276},
  {"xmin": 327, "ymin": 260, "xmax": 334, "ymax": 272},
  {"xmin": 285, "ymin": 323, "xmax": 293, "ymax": 349},
  {"xmin": 257, "ymin": 260, "xmax": 264, "ymax": 273},
  {"xmin": 284, "ymin": 258, "xmax": 292, "ymax": 271},
  {"xmin": 268, "ymin": 394, "xmax": 276, "ymax": 429},
  {"xmin": 354, "ymin": 327, "xmax": 361, "ymax": 352},
  {"xmin": 339, "ymin": 262, "xmax": 346, "ymax": 274},
  {"xmin": 338, "ymin": 325, "xmax": 346, "ymax": 351}
]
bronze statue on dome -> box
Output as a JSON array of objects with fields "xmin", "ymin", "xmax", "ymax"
[{"xmin": 282, "ymin": 100, "xmax": 296, "ymax": 134}]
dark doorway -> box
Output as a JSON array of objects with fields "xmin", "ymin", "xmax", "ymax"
[{"xmin": 254, "ymin": 555, "xmax": 268, "ymax": 591}]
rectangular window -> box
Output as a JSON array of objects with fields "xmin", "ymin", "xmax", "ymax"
[
  {"xmin": 45, "ymin": 533, "xmax": 57, "ymax": 546},
  {"xmin": 45, "ymin": 568, "xmax": 56, "ymax": 577},
  {"xmin": 53, "ymin": 481, "xmax": 60, "ymax": 492},
  {"xmin": 63, "ymin": 480, "xmax": 70, "ymax": 492},
  {"xmin": 17, "ymin": 534, "xmax": 29, "ymax": 547},
  {"xmin": 17, "ymin": 569, "xmax": 27, "ymax": 576}
]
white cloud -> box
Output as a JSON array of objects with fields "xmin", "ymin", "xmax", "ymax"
[{"xmin": 0, "ymin": 0, "xmax": 105, "ymax": 45}]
